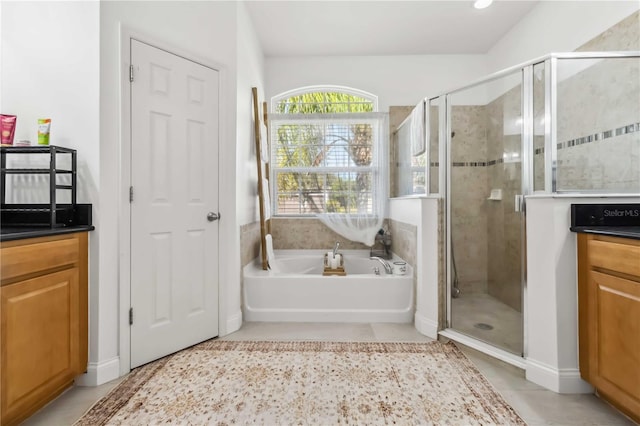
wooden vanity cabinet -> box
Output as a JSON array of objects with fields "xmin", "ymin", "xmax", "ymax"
[
  {"xmin": 0, "ymin": 232, "xmax": 88, "ymax": 426},
  {"xmin": 577, "ymin": 233, "xmax": 640, "ymax": 423}
]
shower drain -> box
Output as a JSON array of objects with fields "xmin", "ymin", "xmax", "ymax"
[{"xmin": 474, "ymin": 323, "xmax": 494, "ymax": 330}]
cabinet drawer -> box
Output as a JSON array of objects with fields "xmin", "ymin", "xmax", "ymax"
[
  {"xmin": 1, "ymin": 236, "xmax": 79, "ymax": 283},
  {"xmin": 588, "ymin": 239, "xmax": 640, "ymax": 278}
]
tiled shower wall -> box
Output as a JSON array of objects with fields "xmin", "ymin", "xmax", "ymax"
[
  {"xmin": 449, "ymin": 10, "xmax": 638, "ymax": 311},
  {"xmin": 485, "ymin": 87, "xmax": 522, "ymax": 311},
  {"xmin": 449, "ymin": 106, "xmax": 489, "ymax": 295},
  {"xmin": 535, "ymin": 10, "xmax": 640, "ymax": 192},
  {"xmin": 450, "ymin": 98, "xmax": 522, "ymax": 310}
]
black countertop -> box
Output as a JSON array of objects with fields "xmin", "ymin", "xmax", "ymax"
[
  {"xmin": 570, "ymin": 226, "xmax": 640, "ymax": 240},
  {"xmin": 0, "ymin": 203, "xmax": 93, "ymax": 242},
  {"xmin": 1, "ymin": 225, "xmax": 95, "ymax": 242},
  {"xmin": 570, "ymin": 204, "xmax": 640, "ymax": 240}
]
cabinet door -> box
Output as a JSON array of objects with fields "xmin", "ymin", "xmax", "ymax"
[
  {"xmin": 589, "ymin": 270, "xmax": 640, "ymax": 418},
  {"xmin": 1, "ymin": 268, "xmax": 79, "ymax": 425}
]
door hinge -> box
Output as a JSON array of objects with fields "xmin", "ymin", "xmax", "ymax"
[
  {"xmin": 129, "ymin": 307, "xmax": 133, "ymax": 325},
  {"xmin": 129, "ymin": 186, "xmax": 134, "ymax": 203},
  {"xmin": 129, "ymin": 65, "xmax": 134, "ymax": 83}
]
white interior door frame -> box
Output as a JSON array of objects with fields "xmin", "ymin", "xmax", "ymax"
[{"xmin": 118, "ymin": 27, "xmax": 229, "ymax": 375}]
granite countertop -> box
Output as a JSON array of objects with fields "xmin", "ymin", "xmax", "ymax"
[
  {"xmin": 0, "ymin": 225, "xmax": 95, "ymax": 242},
  {"xmin": 570, "ymin": 226, "xmax": 640, "ymax": 240},
  {"xmin": 0, "ymin": 203, "xmax": 93, "ymax": 242}
]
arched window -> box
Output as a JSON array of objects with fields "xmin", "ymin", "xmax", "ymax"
[
  {"xmin": 269, "ymin": 86, "xmax": 387, "ymax": 245},
  {"xmin": 272, "ymin": 86, "xmax": 378, "ymax": 114}
]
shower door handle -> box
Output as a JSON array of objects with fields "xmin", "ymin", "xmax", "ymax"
[{"xmin": 514, "ymin": 195, "xmax": 525, "ymax": 213}]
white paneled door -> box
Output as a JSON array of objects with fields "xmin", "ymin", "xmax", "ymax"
[{"xmin": 130, "ymin": 39, "xmax": 219, "ymax": 368}]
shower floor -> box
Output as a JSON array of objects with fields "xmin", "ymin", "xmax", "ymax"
[{"xmin": 451, "ymin": 292, "xmax": 523, "ymax": 355}]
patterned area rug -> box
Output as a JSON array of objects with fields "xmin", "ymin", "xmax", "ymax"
[{"xmin": 76, "ymin": 340, "xmax": 525, "ymax": 425}]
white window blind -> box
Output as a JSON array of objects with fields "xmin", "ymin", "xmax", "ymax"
[{"xmin": 270, "ymin": 113, "xmax": 385, "ymax": 216}]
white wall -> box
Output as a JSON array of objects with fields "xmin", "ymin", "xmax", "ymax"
[
  {"xmin": 100, "ymin": 0, "xmax": 240, "ymax": 381},
  {"xmin": 232, "ymin": 2, "xmax": 267, "ymax": 339},
  {"xmin": 1, "ymin": 0, "xmax": 259, "ymax": 387},
  {"xmin": 266, "ymin": 55, "xmax": 489, "ymax": 111},
  {"xmin": 525, "ymin": 195, "xmax": 639, "ymax": 393},
  {"xmin": 237, "ymin": 2, "xmax": 266, "ymax": 227},
  {"xmin": 0, "ymin": 1, "xmax": 100, "ymax": 199},
  {"xmin": 0, "ymin": 0, "xmax": 102, "ymax": 380},
  {"xmin": 488, "ymin": 1, "xmax": 640, "ymax": 73}
]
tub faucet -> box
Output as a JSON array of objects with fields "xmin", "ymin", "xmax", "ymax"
[
  {"xmin": 370, "ymin": 256, "xmax": 392, "ymax": 274},
  {"xmin": 333, "ymin": 241, "xmax": 340, "ymax": 257}
]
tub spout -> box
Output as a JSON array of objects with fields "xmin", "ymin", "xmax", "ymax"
[{"xmin": 370, "ymin": 256, "xmax": 392, "ymax": 274}]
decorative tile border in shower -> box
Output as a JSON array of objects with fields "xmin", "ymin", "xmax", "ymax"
[
  {"xmin": 425, "ymin": 122, "xmax": 639, "ymax": 167},
  {"xmin": 534, "ymin": 121, "xmax": 640, "ymax": 155},
  {"xmin": 446, "ymin": 159, "xmax": 506, "ymax": 168},
  {"xmin": 429, "ymin": 159, "xmax": 507, "ymax": 167}
]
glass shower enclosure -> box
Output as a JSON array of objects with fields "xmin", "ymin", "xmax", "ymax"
[
  {"xmin": 446, "ymin": 69, "xmax": 526, "ymax": 356},
  {"xmin": 439, "ymin": 51, "xmax": 640, "ymax": 359}
]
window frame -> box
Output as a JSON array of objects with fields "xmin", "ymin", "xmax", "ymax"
[{"xmin": 270, "ymin": 87, "xmax": 381, "ymax": 217}]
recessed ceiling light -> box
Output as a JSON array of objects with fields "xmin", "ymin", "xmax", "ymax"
[{"xmin": 474, "ymin": 0, "xmax": 493, "ymax": 9}]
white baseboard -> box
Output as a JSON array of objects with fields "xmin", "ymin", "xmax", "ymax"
[
  {"xmin": 526, "ymin": 358, "xmax": 593, "ymax": 394},
  {"xmin": 414, "ymin": 312, "xmax": 438, "ymax": 339},
  {"xmin": 75, "ymin": 356, "xmax": 121, "ymax": 387},
  {"xmin": 225, "ymin": 310, "xmax": 243, "ymax": 335}
]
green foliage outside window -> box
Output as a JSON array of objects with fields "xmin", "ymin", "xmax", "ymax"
[{"xmin": 272, "ymin": 91, "xmax": 378, "ymax": 215}]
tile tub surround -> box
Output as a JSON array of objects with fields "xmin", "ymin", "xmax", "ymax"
[
  {"xmin": 388, "ymin": 219, "xmax": 417, "ymax": 268},
  {"xmin": 240, "ymin": 221, "xmax": 262, "ymax": 267},
  {"xmin": 270, "ymin": 217, "xmax": 373, "ymax": 250}
]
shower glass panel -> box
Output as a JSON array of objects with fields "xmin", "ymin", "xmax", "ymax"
[
  {"xmin": 429, "ymin": 98, "xmax": 439, "ymax": 194},
  {"xmin": 556, "ymin": 57, "xmax": 640, "ymax": 192},
  {"xmin": 448, "ymin": 70, "xmax": 524, "ymax": 356},
  {"xmin": 533, "ymin": 62, "xmax": 546, "ymax": 192}
]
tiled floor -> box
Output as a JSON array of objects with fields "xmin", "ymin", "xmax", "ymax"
[{"xmin": 24, "ymin": 322, "xmax": 634, "ymax": 426}]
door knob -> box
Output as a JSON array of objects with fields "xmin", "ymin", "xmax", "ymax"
[{"xmin": 207, "ymin": 212, "xmax": 220, "ymax": 222}]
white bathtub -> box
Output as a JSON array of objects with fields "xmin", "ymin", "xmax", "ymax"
[{"xmin": 243, "ymin": 250, "xmax": 414, "ymax": 323}]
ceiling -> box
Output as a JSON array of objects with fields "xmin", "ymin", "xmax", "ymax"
[{"xmin": 245, "ymin": 1, "xmax": 538, "ymax": 57}]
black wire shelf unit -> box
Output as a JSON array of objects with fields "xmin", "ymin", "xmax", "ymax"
[{"xmin": 1, "ymin": 145, "xmax": 77, "ymax": 228}]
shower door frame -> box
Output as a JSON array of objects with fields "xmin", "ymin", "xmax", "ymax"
[
  {"xmin": 438, "ymin": 50, "xmax": 640, "ymax": 367},
  {"xmin": 442, "ymin": 63, "xmax": 532, "ymax": 367}
]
